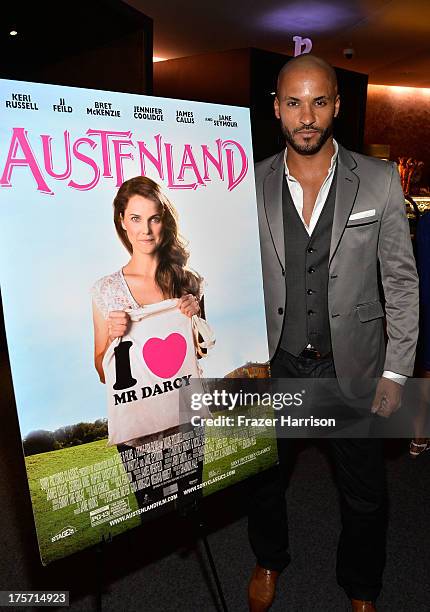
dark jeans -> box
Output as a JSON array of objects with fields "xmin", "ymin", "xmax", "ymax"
[{"xmin": 248, "ymin": 349, "xmax": 387, "ymax": 601}]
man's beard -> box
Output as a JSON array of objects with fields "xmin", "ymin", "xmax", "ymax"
[{"xmin": 282, "ymin": 123, "xmax": 333, "ymax": 155}]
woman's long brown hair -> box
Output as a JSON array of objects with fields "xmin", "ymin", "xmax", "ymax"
[{"xmin": 113, "ymin": 176, "xmax": 201, "ymax": 298}]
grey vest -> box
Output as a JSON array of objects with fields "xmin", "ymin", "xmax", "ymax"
[{"xmin": 280, "ymin": 169, "xmax": 337, "ymax": 355}]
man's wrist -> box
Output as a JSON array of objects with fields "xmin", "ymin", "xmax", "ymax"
[{"xmin": 382, "ymin": 370, "xmax": 407, "ymax": 386}]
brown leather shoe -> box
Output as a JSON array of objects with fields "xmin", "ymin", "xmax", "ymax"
[
  {"xmin": 351, "ymin": 599, "xmax": 376, "ymax": 611},
  {"xmin": 248, "ymin": 564, "xmax": 280, "ymax": 612}
]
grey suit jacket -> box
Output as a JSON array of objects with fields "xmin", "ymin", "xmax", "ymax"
[{"xmin": 256, "ymin": 144, "xmax": 419, "ymax": 392}]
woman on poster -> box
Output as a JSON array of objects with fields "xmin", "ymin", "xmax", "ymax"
[
  {"xmin": 92, "ymin": 175, "xmax": 203, "ymax": 381},
  {"xmin": 92, "ymin": 176, "xmax": 211, "ymax": 511}
]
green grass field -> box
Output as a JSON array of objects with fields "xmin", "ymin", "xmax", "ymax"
[
  {"xmin": 202, "ymin": 405, "xmax": 278, "ymax": 496},
  {"xmin": 25, "ymin": 440, "xmax": 141, "ymax": 565},
  {"xmin": 25, "ymin": 407, "xmax": 278, "ymax": 565}
]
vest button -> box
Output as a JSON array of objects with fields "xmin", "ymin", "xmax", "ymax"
[
  {"xmin": 278, "ymin": 307, "xmax": 284, "ymax": 315},
  {"xmin": 307, "ymin": 289, "xmax": 314, "ymax": 295},
  {"xmin": 308, "ymin": 309, "xmax": 315, "ymax": 316},
  {"xmin": 308, "ymin": 266, "xmax": 316, "ymax": 274},
  {"xmin": 307, "ymin": 247, "xmax": 315, "ymax": 253}
]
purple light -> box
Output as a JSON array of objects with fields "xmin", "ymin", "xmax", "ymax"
[{"xmin": 261, "ymin": 1, "xmax": 363, "ymax": 33}]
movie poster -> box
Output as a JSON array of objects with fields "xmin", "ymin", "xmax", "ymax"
[{"xmin": 0, "ymin": 79, "xmax": 276, "ymax": 564}]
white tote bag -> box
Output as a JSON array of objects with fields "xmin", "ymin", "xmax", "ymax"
[{"xmin": 103, "ymin": 299, "xmax": 213, "ymax": 445}]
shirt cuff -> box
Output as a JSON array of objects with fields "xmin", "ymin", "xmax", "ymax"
[{"xmin": 382, "ymin": 370, "xmax": 407, "ymax": 386}]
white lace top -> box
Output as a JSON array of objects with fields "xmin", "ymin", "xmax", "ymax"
[
  {"xmin": 91, "ymin": 269, "xmax": 141, "ymax": 318},
  {"xmin": 92, "ymin": 269, "xmax": 204, "ymax": 317}
]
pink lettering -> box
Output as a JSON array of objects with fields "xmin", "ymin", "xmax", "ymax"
[
  {"xmin": 41, "ymin": 131, "xmax": 72, "ymax": 180},
  {"xmin": 0, "ymin": 130, "xmax": 249, "ymax": 195},
  {"xmin": 165, "ymin": 143, "xmax": 196, "ymax": 190},
  {"xmin": 138, "ymin": 134, "xmax": 164, "ymax": 180},
  {"xmin": 177, "ymin": 145, "xmax": 205, "ymax": 188},
  {"xmin": 68, "ymin": 138, "xmax": 100, "ymax": 191},
  {"xmin": 86, "ymin": 129, "xmax": 131, "ymax": 178},
  {"xmin": 222, "ymin": 140, "xmax": 248, "ymax": 191},
  {"xmin": 112, "ymin": 140, "xmax": 134, "ymax": 187},
  {"xmin": 202, "ymin": 139, "xmax": 224, "ymax": 181},
  {"xmin": 0, "ymin": 127, "xmax": 52, "ymax": 194}
]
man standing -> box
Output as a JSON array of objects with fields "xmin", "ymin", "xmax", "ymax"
[{"xmin": 248, "ymin": 55, "xmax": 419, "ymax": 611}]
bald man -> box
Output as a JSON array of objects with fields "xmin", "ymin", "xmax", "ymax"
[{"xmin": 248, "ymin": 55, "xmax": 418, "ymax": 611}]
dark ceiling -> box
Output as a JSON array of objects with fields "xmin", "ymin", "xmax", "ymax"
[
  {"xmin": 2, "ymin": 1, "xmax": 430, "ymax": 88},
  {"xmin": 128, "ymin": 0, "xmax": 430, "ymax": 88},
  {"xmin": 1, "ymin": 0, "xmax": 150, "ymax": 80}
]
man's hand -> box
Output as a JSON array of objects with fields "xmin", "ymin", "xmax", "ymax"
[{"xmin": 371, "ymin": 377, "xmax": 403, "ymax": 418}]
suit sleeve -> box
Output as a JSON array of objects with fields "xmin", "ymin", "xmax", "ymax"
[{"xmin": 378, "ymin": 162, "xmax": 419, "ymax": 376}]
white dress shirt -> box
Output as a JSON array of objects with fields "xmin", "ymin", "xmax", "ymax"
[
  {"xmin": 283, "ymin": 140, "xmax": 406, "ymax": 385},
  {"xmin": 284, "ymin": 139, "xmax": 338, "ymax": 235}
]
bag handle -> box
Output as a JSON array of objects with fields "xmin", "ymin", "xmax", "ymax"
[{"xmin": 191, "ymin": 315, "xmax": 216, "ymax": 358}]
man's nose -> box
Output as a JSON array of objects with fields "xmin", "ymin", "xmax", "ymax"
[{"xmin": 300, "ymin": 103, "xmax": 316, "ymax": 126}]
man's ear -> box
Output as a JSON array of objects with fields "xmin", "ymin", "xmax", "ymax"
[
  {"xmin": 274, "ymin": 96, "xmax": 281, "ymax": 120},
  {"xmin": 334, "ymin": 94, "xmax": 340, "ymax": 118}
]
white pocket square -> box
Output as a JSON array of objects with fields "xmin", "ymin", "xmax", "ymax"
[{"xmin": 348, "ymin": 209, "xmax": 376, "ymax": 221}]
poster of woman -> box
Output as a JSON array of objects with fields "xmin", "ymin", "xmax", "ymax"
[{"xmin": 0, "ymin": 78, "xmax": 275, "ymax": 564}]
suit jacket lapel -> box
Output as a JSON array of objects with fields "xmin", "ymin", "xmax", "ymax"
[
  {"xmin": 329, "ymin": 145, "xmax": 360, "ymax": 265},
  {"xmin": 263, "ymin": 151, "xmax": 285, "ymax": 269}
]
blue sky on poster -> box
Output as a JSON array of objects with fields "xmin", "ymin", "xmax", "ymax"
[{"xmin": 0, "ymin": 79, "xmax": 268, "ymax": 436}]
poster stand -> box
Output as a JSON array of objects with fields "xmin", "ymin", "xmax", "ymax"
[
  {"xmin": 178, "ymin": 499, "xmax": 229, "ymax": 612},
  {"xmin": 199, "ymin": 521, "xmax": 229, "ymax": 612},
  {"xmin": 95, "ymin": 533, "xmax": 111, "ymax": 612},
  {"xmin": 92, "ymin": 503, "xmax": 229, "ymax": 612}
]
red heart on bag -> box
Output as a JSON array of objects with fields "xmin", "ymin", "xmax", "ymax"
[{"xmin": 142, "ymin": 333, "xmax": 187, "ymax": 378}]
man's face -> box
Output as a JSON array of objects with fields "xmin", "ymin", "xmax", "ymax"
[{"xmin": 274, "ymin": 65, "xmax": 340, "ymax": 155}]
